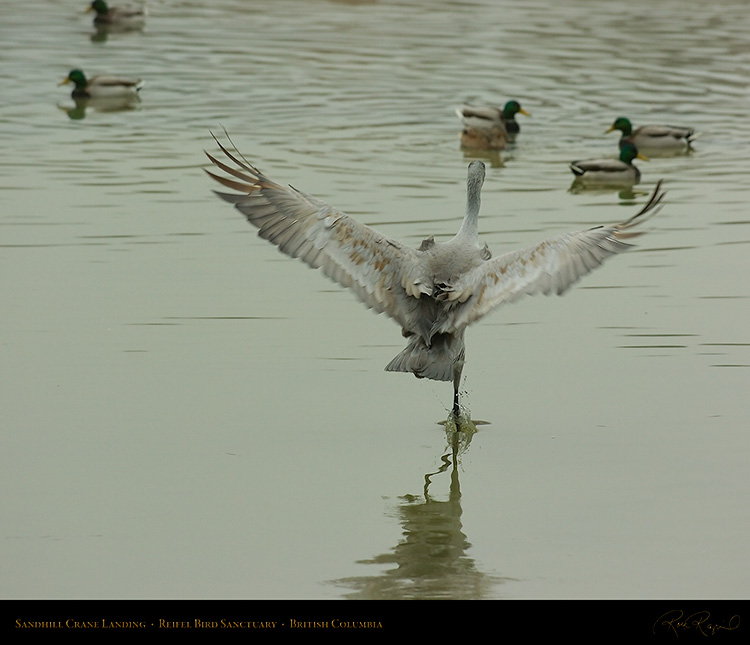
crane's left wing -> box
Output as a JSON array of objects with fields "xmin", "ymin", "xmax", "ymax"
[
  {"xmin": 204, "ymin": 134, "xmax": 427, "ymax": 330},
  {"xmin": 438, "ymin": 181, "xmax": 665, "ymax": 331}
]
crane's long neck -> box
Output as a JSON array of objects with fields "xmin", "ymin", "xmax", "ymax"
[{"xmin": 456, "ymin": 161, "xmax": 485, "ymax": 241}]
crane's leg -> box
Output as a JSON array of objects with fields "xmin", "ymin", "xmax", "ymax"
[{"xmin": 452, "ymin": 363, "xmax": 463, "ymax": 418}]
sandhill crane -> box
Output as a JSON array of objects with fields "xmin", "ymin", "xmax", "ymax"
[{"xmin": 205, "ymin": 134, "xmax": 664, "ymax": 417}]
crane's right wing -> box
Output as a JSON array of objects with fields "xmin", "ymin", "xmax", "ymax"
[{"xmin": 435, "ymin": 181, "xmax": 665, "ymax": 332}]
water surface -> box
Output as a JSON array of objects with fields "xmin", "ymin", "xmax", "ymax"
[{"xmin": 2, "ymin": 0, "xmax": 749, "ymax": 600}]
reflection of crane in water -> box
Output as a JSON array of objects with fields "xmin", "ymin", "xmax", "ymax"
[
  {"xmin": 423, "ymin": 420, "xmax": 476, "ymax": 500},
  {"xmin": 331, "ymin": 423, "xmax": 509, "ymax": 599},
  {"xmin": 205, "ymin": 133, "xmax": 664, "ymax": 418}
]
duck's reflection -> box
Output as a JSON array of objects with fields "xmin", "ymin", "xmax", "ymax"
[
  {"xmin": 460, "ymin": 147, "xmax": 506, "ymax": 169},
  {"xmin": 331, "ymin": 418, "xmax": 511, "ymax": 599},
  {"xmin": 90, "ymin": 22, "xmax": 144, "ymax": 43},
  {"xmin": 58, "ymin": 95, "xmax": 141, "ymax": 120},
  {"xmin": 568, "ymin": 180, "xmax": 638, "ymax": 200}
]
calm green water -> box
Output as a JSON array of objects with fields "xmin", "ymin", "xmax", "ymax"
[{"xmin": 2, "ymin": 0, "xmax": 749, "ymax": 600}]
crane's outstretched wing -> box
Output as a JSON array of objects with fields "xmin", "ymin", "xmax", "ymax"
[
  {"xmin": 438, "ymin": 181, "xmax": 665, "ymax": 331},
  {"xmin": 204, "ymin": 134, "xmax": 425, "ymax": 329}
]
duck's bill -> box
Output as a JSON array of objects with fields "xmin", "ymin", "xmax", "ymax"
[
  {"xmin": 637, "ymin": 152, "xmax": 649, "ymax": 161},
  {"xmin": 59, "ymin": 78, "xmax": 71, "ymax": 86},
  {"xmin": 519, "ymin": 108, "xmax": 531, "ymax": 117}
]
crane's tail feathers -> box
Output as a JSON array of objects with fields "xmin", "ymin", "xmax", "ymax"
[
  {"xmin": 385, "ymin": 334, "xmax": 465, "ymax": 383},
  {"xmin": 385, "ymin": 348, "xmax": 453, "ymax": 382}
]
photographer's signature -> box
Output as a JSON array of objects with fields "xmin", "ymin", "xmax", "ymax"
[{"xmin": 653, "ymin": 610, "xmax": 740, "ymax": 638}]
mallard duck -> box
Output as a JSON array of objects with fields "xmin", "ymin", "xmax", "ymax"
[
  {"xmin": 570, "ymin": 142, "xmax": 647, "ymax": 184},
  {"xmin": 455, "ymin": 100, "xmax": 530, "ymax": 135},
  {"xmin": 86, "ymin": 0, "xmax": 146, "ymax": 27},
  {"xmin": 205, "ymin": 134, "xmax": 665, "ymax": 416},
  {"xmin": 458, "ymin": 125, "xmax": 507, "ymax": 151},
  {"xmin": 59, "ymin": 69, "xmax": 144, "ymax": 99},
  {"xmin": 607, "ymin": 117, "xmax": 696, "ymax": 151}
]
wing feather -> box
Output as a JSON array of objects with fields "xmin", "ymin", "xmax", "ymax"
[
  {"xmin": 456, "ymin": 105, "xmax": 502, "ymax": 123},
  {"xmin": 636, "ymin": 125, "xmax": 695, "ymax": 140},
  {"xmin": 204, "ymin": 134, "xmax": 424, "ymax": 328},
  {"xmin": 440, "ymin": 182, "xmax": 665, "ymax": 330}
]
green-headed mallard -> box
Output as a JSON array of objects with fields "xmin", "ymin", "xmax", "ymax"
[
  {"xmin": 60, "ymin": 69, "xmax": 144, "ymax": 99},
  {"xmin": 607, "ymin": 116, "xmax": 696, "ymax": 151},
  {"xmin": 86, "ymin": 0, "xmax": 146, "ymax": 27},
  {"xmin": 455, "ymin": 100, "xmax": 530, "ymax": 135},
  {"xmin": 570, "ymin": 142, "xmax": 647, "ymax": 184}
]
